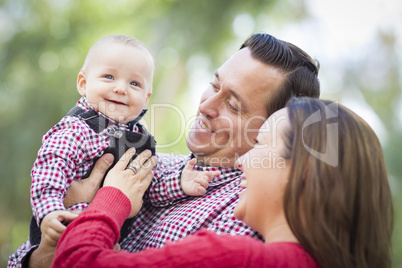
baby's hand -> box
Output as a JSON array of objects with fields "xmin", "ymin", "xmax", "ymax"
[
  {"xmin": 181, "ymin": 158, "xmax": 221, "ymax": 196},
  {"xmin": 40, "ymin": 210, "xmax": 80, "ymax": 247}
]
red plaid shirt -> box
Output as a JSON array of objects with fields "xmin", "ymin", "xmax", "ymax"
[
  {"xmin": 119, "ymin": 153, "xmax": 263, "ymax": 251},
  {"xmin": 30, "ymin": 97, "xmax": 140, "ymax": 225}
]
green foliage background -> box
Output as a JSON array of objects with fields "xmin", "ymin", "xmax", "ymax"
[{"xmin": 1, "ymin": 0, "xmax": 401, "ymax": 266}]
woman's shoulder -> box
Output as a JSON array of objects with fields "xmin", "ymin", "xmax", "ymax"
[
  {"xmin": 263, "ymin": 242, "xmax": 320, "ymax": 268},
  {"xmin": 188, "ymin": 232, "xmax": 320, "ymax": 267}
]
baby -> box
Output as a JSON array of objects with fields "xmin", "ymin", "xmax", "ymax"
[{"xmin": 29, "ymin": 34, "xmax": 219, "ymax": 246}]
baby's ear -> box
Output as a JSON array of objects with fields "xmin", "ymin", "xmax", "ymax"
[
  {"xmin": 144, "ymin": 91, "xmax": 152, "ymax": 106},
  {"xmin": 77, "ymin": 72, "xmax": 87, "ymax": 96}
]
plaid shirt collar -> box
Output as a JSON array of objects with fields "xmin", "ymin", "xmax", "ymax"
[{"xmin": 76, "ymin": 97, "xmax": 133, "ymax": 131}]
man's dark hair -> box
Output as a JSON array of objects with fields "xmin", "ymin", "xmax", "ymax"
[{"xmin": 241, "ymin": 33, "xmax": 320, "ymax": 116}]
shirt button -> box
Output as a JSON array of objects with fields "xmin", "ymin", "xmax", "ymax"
[{"xmin": 114, "ymin": 130, "xmax": 123, "ymax": 138}]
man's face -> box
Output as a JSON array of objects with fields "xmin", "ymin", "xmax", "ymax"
[{"xmin": 186, "ymin": 47, "xmax": 284, "ymax": 167}]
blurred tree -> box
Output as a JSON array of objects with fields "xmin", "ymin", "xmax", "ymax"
[{"xmin": 358, "ymin": 30, "xmax": 402, "ymax": 266}]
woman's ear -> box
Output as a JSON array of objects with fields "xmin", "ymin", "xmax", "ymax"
[{"xmin": 77, "ymin": 72, "xmax": 87, "ymax": 96}]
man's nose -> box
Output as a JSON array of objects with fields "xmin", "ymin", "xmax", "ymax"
[{"xmin": 199, "ymin": 90, "xmax": 219, "ymax": 118}]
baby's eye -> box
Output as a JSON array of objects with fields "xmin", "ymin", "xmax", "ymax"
[
  {"xmin": 254, "ymin": 139, "xmax": 259, "ymax": 144},
  {"xmin": 130, "ymin": 81, "xmax": 139, "ymax": 87},
  {"xmin": 105, "ymin": 75, "xmax": 113, "ymax": 79}
]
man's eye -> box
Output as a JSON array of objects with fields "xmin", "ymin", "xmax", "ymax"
[
  {"xmin": 254, "ymin": 139, "xmax": 259, "ymax": 144},
  {"xmin": 130, "ymin": 81, "xmax": 139, "ymax": 87},
  {"xmin": 228, "ymin": 101, "xmax": 239, "ymax": 112},
  {"xmin": 105, "ymin": 75, "xmax": 113, "ymax": 79}
]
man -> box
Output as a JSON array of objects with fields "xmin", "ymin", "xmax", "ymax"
[{"xmin": 9, "ymin": 33, "xmax": 319, "ymax": 267}]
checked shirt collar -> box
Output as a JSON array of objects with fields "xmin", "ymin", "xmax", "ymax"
[{"xmin": 76, "ymin": 97, "xmax": 139, "ymax": 133}]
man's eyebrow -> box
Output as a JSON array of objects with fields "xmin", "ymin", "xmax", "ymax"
[
  {"xmin": 229, "ymin": 89, "xmax": 242, "ymax": 103},
  {"xmin": 214, "ymin": 70, "xmax": 245, "ymax": 106}
]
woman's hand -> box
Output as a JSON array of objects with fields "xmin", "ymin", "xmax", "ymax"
[
  {"xmin": 103, "ymin": 148, "xmax": 158, "ymax": 218},
  {"xmin": 64, "ymin": 154, "xmax": 114, "ymax": 207}
]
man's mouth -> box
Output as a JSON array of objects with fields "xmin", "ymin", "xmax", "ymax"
[{"xmin": 199, "ymin": 119, "xmax": 213, "ymax": 132}]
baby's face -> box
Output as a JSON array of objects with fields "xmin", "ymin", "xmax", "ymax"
[{"xmin": 77, "ymin": 42, "xmax": 153, "ymax": 124}]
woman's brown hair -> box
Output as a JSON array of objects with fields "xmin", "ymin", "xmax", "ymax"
[{"xmin": 283, "ymin": 97, "xmax": 393, "ymax": 268}]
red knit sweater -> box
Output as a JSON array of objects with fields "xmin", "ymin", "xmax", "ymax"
[{"xmin": 52, "ymin": 187, "xmax": 320, "ymax": 268}]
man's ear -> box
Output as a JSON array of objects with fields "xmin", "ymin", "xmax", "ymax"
[{"xmin": 77, "ymin": 72, "xmax": 87, "ymax": 96}]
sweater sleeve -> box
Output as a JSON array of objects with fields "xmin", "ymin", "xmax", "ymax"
[
  {"xmin": 52, "ymin": 187, "xmax": 268, "ymax": 268},
  {"xmin": 52, "ymin": 187, "xmax": 130, "ymax": 268}
]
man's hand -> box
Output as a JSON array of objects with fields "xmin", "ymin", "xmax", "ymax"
[
  {"xmin": 64, "ymin": 154, "xmax": 114, "ymax": 207},
  {"xmin": 181, "ymin": 158, "xmax": 221, "ymax": 196}
]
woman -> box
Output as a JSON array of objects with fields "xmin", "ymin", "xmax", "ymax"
[{"xmin": 52, "ymin": 98, "xmax": 393, "ymax": 267}]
